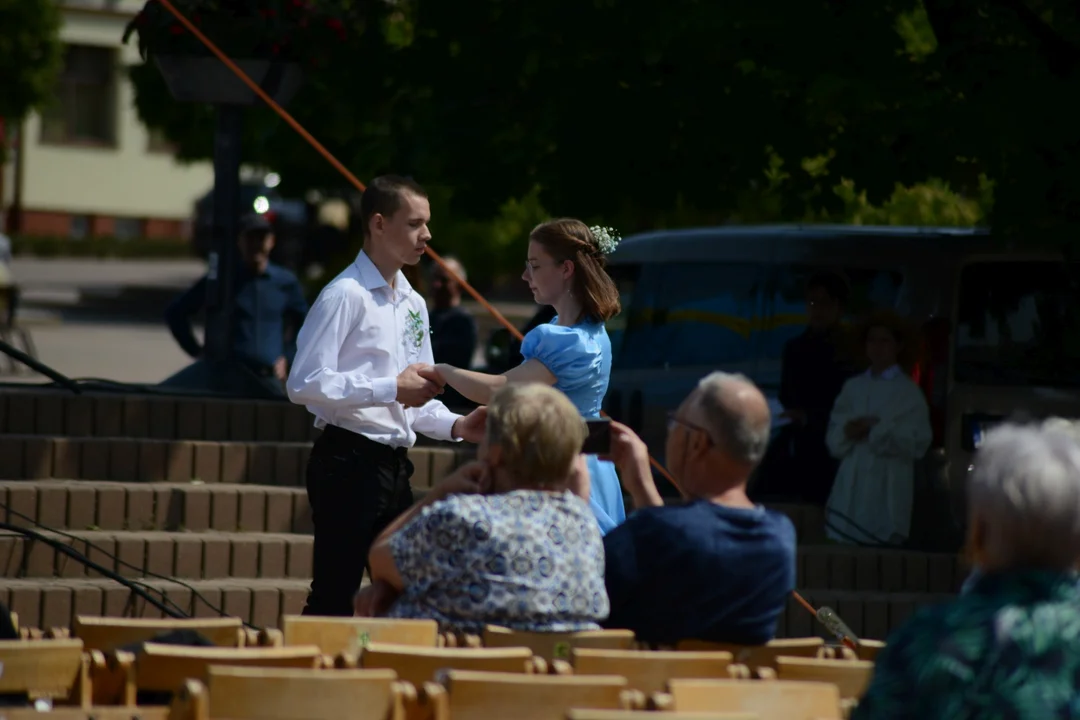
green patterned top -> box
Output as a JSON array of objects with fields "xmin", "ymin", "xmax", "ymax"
[{"xmin": 853, "ymin": 570, "xmax": 1080, "ymax": 719}]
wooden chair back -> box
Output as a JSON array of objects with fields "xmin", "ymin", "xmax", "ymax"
[
  {"xmin": 855, "ymin": 640, "xmax": 885, "ymax": 662},
  {"xmin": 72, "ymin": 616, "xmax": 245, "ymax": 652},
  {"xmin": 0, "ymin": 709, "xmax": 171, "ymax": 720},
  {"xmin": 201, "ymin": 665, "xmax": 408, "ymax": 720},
  {"xmin": 100, "ymin": 642, "xmax": 324, "ymax": 706},
  {"xmin": 0, "ymin": 639, "xmax": 89, "ymax": 705},
  {"xmin": 357, "ymin": 642, "xmax": 540, "ymax": 686},
  {"xmin": 572, "ymin": 649, "xmax": 734, "ymax": 695},
  {"xmin": 427, "ymin": 669, "xmax": 628, "ymax": 720},
  {"xmin": 774, "ymin": 656, "xmax": 874, "ymax": 700},
  {"xmin": 281, "ymin": 615, "xmax": 439, "ymax": 655},
  {"xmin": 667, "ymin": 679, "xmax": 841, "ymax": 720},
  {"xmin": 483, "ymin": 626, "xmax": 636, "ymax": 661},
  {"xmin": 567, "ymin": 712, "xmax": 759, "ymax": 720},
  {"xmin": 675, "ymin": 637, "xmax": 825, "ymax": 670}
]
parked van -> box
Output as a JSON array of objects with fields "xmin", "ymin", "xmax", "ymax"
[{"xmin": 601, "ymin": 225, "xmax": 1080, "ymax": 549}]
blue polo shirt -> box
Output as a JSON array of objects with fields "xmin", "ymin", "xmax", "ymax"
[
  {"xmin": 602, "ymin": 500, "xmax": 796, "ymax": 645},
  {"xmin": 165, "ymin": 263, "xmax": 309, "ymax": 368}
]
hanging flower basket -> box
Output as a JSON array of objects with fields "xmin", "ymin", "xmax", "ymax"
[
  {"xmin": 123, "ymin": 1, "xmax": 351, "ymax": 103},
  {"xmin": 154, "ymin": 54, "xmax": 303, "ymax": 105}
]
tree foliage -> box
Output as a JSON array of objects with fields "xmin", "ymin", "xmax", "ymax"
[
  {"xmin": 128, "ymin": 0, "xmax": 1080, "ymax": 245},
  {"xmin": 0, "ymin": 0, "xmax": 63, "ymax": 160}
]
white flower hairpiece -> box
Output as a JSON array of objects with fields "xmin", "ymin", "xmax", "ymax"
[{"xmin": 589, "ymin": 225, "xmax": 621, "ymax": 255}]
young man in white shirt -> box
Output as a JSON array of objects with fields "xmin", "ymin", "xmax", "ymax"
[{"xmin": 287, "ymin": 175, "xmax": 487, "ymax": 616}]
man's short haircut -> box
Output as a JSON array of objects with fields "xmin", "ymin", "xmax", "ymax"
[{"xmin": 360, "ymin": 175, "xmax": 428, "ymax": 238}]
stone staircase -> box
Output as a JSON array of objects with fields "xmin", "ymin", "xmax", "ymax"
[{"xmin": 0, "ymin": 387, "xmax": 963, "ymax": 641}]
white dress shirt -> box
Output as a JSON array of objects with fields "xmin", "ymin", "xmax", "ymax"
[{"xmin": 287, "ymin": 250, "xmax": 462, "ymax": 448}]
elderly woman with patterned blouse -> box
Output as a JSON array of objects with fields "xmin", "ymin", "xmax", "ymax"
[
  {"xmin": 357, "ymin": 382, "xmax": 608, "ymax": 634},
  {"xmin": 853, "ymin": 420, "xmax": 1080, "ymax": 719}
]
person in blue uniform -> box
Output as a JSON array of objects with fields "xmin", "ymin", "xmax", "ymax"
[{"xmin": 165, "ymin": 215, "xmax": 309, "ymax": 395}]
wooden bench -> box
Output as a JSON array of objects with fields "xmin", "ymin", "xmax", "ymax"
[
  {"xmin": 72, "ymin": 616, "xmax": 246, "ymax": 652},
  {"xmin": 424, "ymin": 669, "xmax": 630, "ymax": 720},
  {"xmin": 280, "ymin": 616, "xmax": 440, "ymax": 655},
  {"xmin": 350, "ymin": 642, "xmax": 544, "ymax": 686},
  {"xmin": 174, "ymin": 665, "xmax": 412, "ymax": 720},
  {"xmin": 659, "ymin": 678, "xmax": 841, "ymax": 720},
  {"xmin": 773, "ymin": 657, "xmax": 874, "ymax": 700},
  {"xmin": 95, "ymin": 642, "xmax": 325, "ymax": 706},
  {"xmin": 570, "ymin": 648, "xmax": 735, "ymax": 695},
  {"xmin": 567, "ymin": 711, "xmax": 759, "ymax": 720},
  {"xmin": 482, "ymin": 626, "xmax": 636, "ymax": 662},
  {"xmin": 0, "ymin": 639, "xmax": 90, "ymax": 708},
  {"xmin": 675, "ymin": 638, "xmax": 825, "ymax": 672}
]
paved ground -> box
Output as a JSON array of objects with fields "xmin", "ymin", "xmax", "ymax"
[{"xmin": 1, "ymin": 258, "xmax": 535, "ymax": 386}]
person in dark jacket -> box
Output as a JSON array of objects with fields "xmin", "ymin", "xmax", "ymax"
[
  {"xmin": 164, "ymin": 215, "xmax": 309, "ymax": 396},
  {"xmin": 755, "ymin": 271, "xmax": 857, "ymax": 504}
]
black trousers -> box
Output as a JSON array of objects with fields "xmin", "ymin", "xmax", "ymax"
[{"xmin": 301, "ymin": 425, "xmax": 415, "ymax": 617}]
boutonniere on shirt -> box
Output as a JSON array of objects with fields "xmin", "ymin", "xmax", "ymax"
[{"xmin": 405, "ymin": 309, "xmax": 426, "ymax": 349}]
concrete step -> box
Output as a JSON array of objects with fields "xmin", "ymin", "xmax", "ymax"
[
  {"xmin": 1, "ymin": 481, "xmax": 309, "ymax": 534},
  {"xmin": 777, "ymin": 589, "xmax": 953, "ymax": 642},
  {"xmin": 0, "ymin": 577, "xmax": 312, "ymax": 631},
  {"xmin": 0, "ymin": 435, "xmax": 472, "ymax": 485},
  {"xmin": 1, "ymin": 528, "xmax": 312, "ymax": 581},
  {"xmin": 0, "ymin": 388, "xmax": 475, "ymax": 444},
  {"xmin": 795, "ymin": 545, "xmax": 964, "ymax": 595}
]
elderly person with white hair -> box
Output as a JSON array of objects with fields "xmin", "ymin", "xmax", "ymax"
[{"xmin": 854, "ymin": 422, "xmax": 1080, "ymax": 719}]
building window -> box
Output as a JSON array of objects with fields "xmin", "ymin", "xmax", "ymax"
[
  {"xmin": 39, "ymin": 44, "xmax": 117, "ymax": 147},
  {"xmin": 114, "ymin": 217, "xmax": 144, "ymax": 240},
  {"xmin": 70, "ymin": 215, "xmax": 91, "ymax": 240}
]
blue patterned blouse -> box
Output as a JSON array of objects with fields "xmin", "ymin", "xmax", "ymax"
[{"xmin": 385, "ymin": 490, "xmax": 610, "ymax": 634}]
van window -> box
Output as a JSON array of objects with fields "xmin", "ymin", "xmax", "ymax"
[
  {"xmin": 955, "ymin": 261, "xmax": 1080, "ymax": 387},
  {"xmin": 763, "ymin": 265, "xmax": 906, "ymax": 362},
  {"xmin": 612, "ymin": 262, "xmax": 765, "ymax": 370},
  {"xmin": 605, "ymin": 263, "xmax": 640, "ymax": 362}
]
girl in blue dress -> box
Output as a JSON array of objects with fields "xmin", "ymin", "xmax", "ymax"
[{"xmin": 431, "ymin": 218, "xmax": 626, "ymax": 533}]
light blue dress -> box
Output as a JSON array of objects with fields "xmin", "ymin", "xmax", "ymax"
[{"xmin": 520, "ymin": 317, "xmax": 626, "ymax": 534}]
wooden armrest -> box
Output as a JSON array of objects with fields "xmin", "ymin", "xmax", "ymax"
[
  {"xmin": 170, "ymin": 679, "xmax": 207, "ymax": 720},
  {"xmin": 335, "ymin": 651, "xmax": 360, "ymax": 669},
  {"xmin": 550, "ymin": 659, "xmax": 573, "ymax": 676},
  {"xmin": 258, "ymin": 628, "xmax": 284, "ymax": 647},
  {"xmin": 621, "ymin": 689, "xmax": 647, "ymax": 710},
  {"xmin": 649, "ymin": 692, "xmax": 674, "ymax": 712},
  {"xmin": 755, "ymin": 666, "xmax": 777, "ymax": 680},
  {"xmin": 527, "ymin": 656, "xmax": 549, "ymax": 675},
  {"xmin": 420, "ymin": 681, "xmax": 449, "ymax": 720},
  {"xmin": 727, "ymin": 663, "xmax": 751, "ymax": 679}
]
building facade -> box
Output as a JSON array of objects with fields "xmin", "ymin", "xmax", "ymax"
[{"xmin": 1, "ymin": 0, "xmax": 214, "ymax": 240}]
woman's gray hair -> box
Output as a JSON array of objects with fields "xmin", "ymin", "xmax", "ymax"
[
  {"xmin": 694, "ymin": 371, "xmax": 771, "ymax": 466},
  {"xmin": 969, "ymin": 422, "xmax": 1080, "ymax": 570}
]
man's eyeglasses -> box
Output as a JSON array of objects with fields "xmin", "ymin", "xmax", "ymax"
[{"xmin": 667, "ymin": 412, "xmax": 709, "ymax": 436}]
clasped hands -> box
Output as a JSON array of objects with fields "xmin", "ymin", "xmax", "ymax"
[
  {"xmin": 395, "ymin": 363, "xmax": 448, "ymax": 408},
  {"xmin": 844, "ymin": 416, "xmax": 880, "ymax": 441}
]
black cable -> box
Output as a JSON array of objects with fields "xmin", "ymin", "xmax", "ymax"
[
  {"xmin": 3, "ymin": 512, "xmax": 193, "ymax": 621},
  {"xmin": 1, "ymin": 521, "xmax": 181, "ymax": 620},
  {"xmin": 0, "ymin": 501, "xmax": 252, "ymax": 629},
  {"xmin": 0, "ymin": 338, "xmax": 81, "ymax": 394}
]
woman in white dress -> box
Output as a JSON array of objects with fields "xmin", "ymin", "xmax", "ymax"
[{"xmin": 825, "ymin": 310, "xmax": 932, "ymax": 546}]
